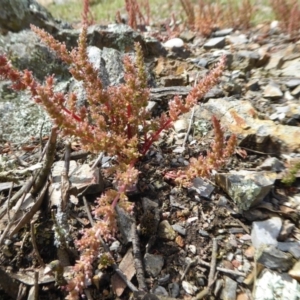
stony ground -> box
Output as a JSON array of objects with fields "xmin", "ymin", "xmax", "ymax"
[{"xmin": 0, "ymin": 1, "xmax": 300, "ymax": 300}]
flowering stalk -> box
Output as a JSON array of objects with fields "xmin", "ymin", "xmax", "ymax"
[
  {"xmin": 0, "ymin": 11, "xmax": 228, "ymax": 298},
  {"xmin": 165, "ymin": 116, "xmax": 237, "ymax": 186}
]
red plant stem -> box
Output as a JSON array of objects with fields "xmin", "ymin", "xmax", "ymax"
[
  {"xmin": 127, "ymin": 103, "xmax": 132, "ymax": 139},
  {"xmin": 141, "ymin": 118, "xmax": 172, "ymax": 156}
]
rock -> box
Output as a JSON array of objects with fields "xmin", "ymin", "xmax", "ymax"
[
  {"xmin": 152, "ymin": 286, "xmax": 169, "ymax": 297},
  {"xmin": 281, "ymin": 58, "xmax": 300, "ymax": 77},
  {"xmin": 115, "ymin": 205, "xmax": 134, "ymax": 245},
  {"xmin": 222, "ymin": 276, "xmax": 237, "ymax": 300},
  {"xmin": 0, "ymin": 31, "xmax": 70, "ymax": 81},
  {"xmin": 144, "ymin": 253, "xmax": 164, "ymax": 277},
  {"xmin": 55, "ymin": 24, "xmax": 147, "ymax": 54},
  {"xmin": 158, "ymin": 220, "xmax": 177, "ymax": 240},
  {"xmin": 0, "ymin": 0, "xmax": 60, "ymax": 33},
  {"xmin": 263, "ymin": 83, "xmax": 283, "ymax": 99},
  {"xmin": 49, "ymin": 161, "xmax": 104, "ymax": 206},
  {"xmin": 258, "ymin": 157, "xmax": 285, "ymax": 172},
  {"xmin": 215, "ymin": 171, "xmax": 277, "ymax": 211},
  {"xmin": 254, "ymin": 269, "xmax": 300, "ymax": 300},
  {"xmin": 251, "ymin": 217, "xmax": 282, "ymax": 249},
  {"xmin": 277, "ymin": 242, "xmax": 300, "ymax": 259},
  {"xmin": 289, "ymin": 261, "xmax": 300, "ymax": 281},
  {"xmin": 232, "ymin": 51, "xmax": 260, "ymax": 72},
  {"xmin": 264, "ymin": 55, "xmax": 284, "ymax": 70},
  {"xmin": 189, "ymin": 177, "xmax": 215, "ymax": 198},
  {"xmin": 278, "ymin": 220, "xmax": 296, "ymax": 240},
  {"xmin": 285, "ymin": 79, "xmax": 300, "ymax": 89},
  {"xmin": 213, "ymin": 28, "xmax": 234, "ymax": 37},
  {"xmin": 203, "ymin": 37, "xmax": 226, "ymax": 49},
  {"xmin": 256, "ymin": 245, "xmax": 294, "ymax": 271},
  {"xmin": 201, "ymin": 98, "xmax": 300, "ymax": 152},
  {"xmin": 173, "ymin": 119, "xmax": 189, "ymax": 133},
  {"xmin": 168, "ymin": 282, "xmax": 180, "ymax": 298},
  {"xmin": 182, "ymin": 280, "xmax": 198, "ymax": 295},
  {"xmin": 227, "ymin": 34, "xmax": 248, "ymax": 45},
  {"xmin": 291, "ymin": 85, "xmax": 300, "ymax": 98},
  {"xmin": 163, "ymin": 38, "xmax": 184, "ymax": 49}
]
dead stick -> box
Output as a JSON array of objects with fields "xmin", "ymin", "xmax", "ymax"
[
  {"xmin": 131, "ymin": 220, "xmax": 147, "ymax": 291},
  {"xmin": 34, "ymin": 270, "xmax": 39, "ymax": 300},
  {"xmin": 198, "ymin": 259, "xmax": 246, "ymax": 277},
  {"xmin": 208, "ymin": 238, "xmax": 217, "ymax": 287},
  {"xmin": 30, "ymin": 221, "xmax": 45, "ymax": 267},
  {"xmin": 31, "ymin": 125, "xmax": 58, "ymax": 196}
]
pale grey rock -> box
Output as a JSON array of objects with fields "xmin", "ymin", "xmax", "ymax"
[
  {"xmin": 222, "ymin": 276, "xmax": 237, "ymax": 300},
  {"xmin": 284, "ymin": 91, "xmax": 295, "ymax": 101},
  {"xmin": 251, "ymin": 217, "xmax": 282, "ymax": 249},
  {"xmin": 49, "ymin": 161, "xmax": 104, "ymax": 207},
  {"xmin": 285, "ymin": 79, "xmax": 300, "ymax": 88},
  {"xmin": 163, "ymin": 38, "xmax": 184, "ymax": 48},
  {"xmin": 226, "ymin": 34, "xmax": 248, "ymax": 45},
  {"xmin": 173, "ymin": 119, "xmax": 189, "ymax": 133},
  {"xmin": 115, "ymin": 205, "xmax": 134, "ymax": 245},
  {"xmin": 263, "ymin": 83, "xmax": 283, "ymax": 99},
  {"xmin": 203, "ymin": 37, "xmax": 226, "ymax": 49},
  {"xmin": 265, "ymin": 55, "xmax": 284, "ymax": 70},
  {"xmin": 254, "ymin": 269, "xmax": 300, "ymax": 300},
  {"xmin": 213, "ymin": 28, "xmax": 233, "ymax": 37},
  {"xmin": 215, "ymin": 171, "xmax": 277, "ymax": 211},
  {"xmin": 281, "ymin": 58, "xmax": 300, "ymax": 77},
  {"xmin": 172, "ymin": 223, "xmax": 186, "ymax": 236},
  {"xmin": 169, "ymin": 282, "xmax": 180, "ymax": 298},
  {"xmin": 182, "ymin": 280, "xmax": 198, "ymax": 295},
  {"xmin": 144, "ymin": 253, "xmax": 164, "ymax": 277},
  {"xmin": 291, "ymin": 85, "xmax": 300, "ymax": 97}
]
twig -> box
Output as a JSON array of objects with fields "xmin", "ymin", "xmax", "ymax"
[
  {"xmin": 182, "ymin": 106, "xmax": 195, "ymax": 149},
  {"xmin": 0, "ymin": 189, "xmax": 28, "ymax": 245},
  {"xmin": 30, "ymin": 221, "xmax": 45, "ymax": 267},
  {"xmin": 83, "ymin": 196, "xmax": 94, "ymax": 225},
  {"xmin": 0, "ymin": 125, "xmax": 57, "ymax": 219},
  {"xmin": 208, "ymin": 238, "xmax": 217, "ymax": 286},
  {"xmin": 61, "ymin": 141, "xmax": 71, "ymax": 211},
  {"xmin": 34, "ymin": 270, "xmax": 39, "ymax": 300},
  {"xmin": 198, "ymin": 259, "xmax": 246, "ymax": 277},
  {"xmin": 7, "ymin": 182, "xmax": 14, "ymax": 223},
  {"xmin": 9, "ymin": 181, "xmax": 49, "ymax": 238},
  {"xmin": 91, "ymin": 152, "xmax": 104, "ymax": 170},
  {"xmin": 193, "ymin": 271, "xmax": 219, "ymax": 300},
  {"xmin": 131, "ymin": 220, "xmax": 147, "ymax": 291},
  {"xmin": 31, "ymin": 125, "xmax": 58, "ymax": 196},
  {"xmin": 181, "ymin": 258, "xmax": 197, "ymax": 280}
]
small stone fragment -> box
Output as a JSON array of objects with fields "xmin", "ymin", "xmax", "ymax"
[
  {"xmin": 144, "ymin": 253, "xmax": 164, "ymax": 277},
  {"xmin": 203, "ymin": 37, "xmax": 226, "ymax": 49},
  {"xmin": 256, "ymin": 244, "xmax": 294, "ymax": 271},
  {"xmin": 251, "ymin": 217, "xmax": 282, "ymax": 249},
  {"xmin": 182, "ymin": 280, "xmax": 198, "ymax": 295}
]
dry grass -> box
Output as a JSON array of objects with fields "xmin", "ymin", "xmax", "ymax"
[
  {"xmin": 269, "ymin": 0, "xmax": 300, "ymax": 40},
  {"xmin": 180, "ymin": 0, "xmax": 254, "ymax": 36}
]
